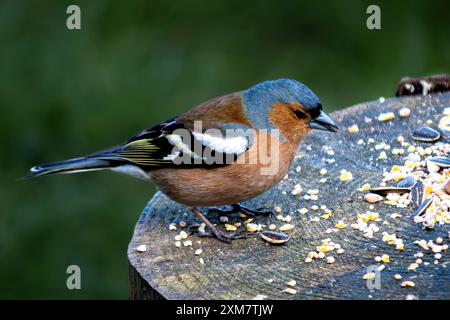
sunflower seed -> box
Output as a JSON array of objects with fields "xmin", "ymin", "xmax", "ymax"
[
  {"xmin": 260, "ymin": 231, "xmax": 290, "ymax": 244},
  {"xmin": 368, "ymin": 187, "xmax": 412, "ymax": 195},
  {"xmin": 411, "ymin": 180, "xmax": 424, "ymax": 210},
  {"xmin": 428, "ymin": 156, "xmax": 450, "ymax": 168},
  {"xmin": 414, "ymin": 197, "xmax": 433, "ymax": 217},
  {"xmin": 412, "ymin": 127, "xmax": 440, "ymax": 142},
  {"xmin": 397, "ymin": 176, "xmax": 415, "ymax": 189}
]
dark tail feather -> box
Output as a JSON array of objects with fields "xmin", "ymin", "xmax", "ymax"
[{"xmin": 26, "ymin": 157, "xmax": 114, "ymax": 179}]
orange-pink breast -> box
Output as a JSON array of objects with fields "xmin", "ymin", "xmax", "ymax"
[{"xmin": 149, "ymin": 132, "xmax": 298, "ymax": 207}]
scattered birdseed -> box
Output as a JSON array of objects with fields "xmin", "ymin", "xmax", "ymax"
[
  {"xmin": 179, "ymin": 231, "xmax": 188, "ymax": 239},
  {"xmin": 274, "ymin": 206, "xmax": 282, "ymax": 213},
  {"xmin": 340, "ymin": 169, "xmax": 353, "ymax": 181},
  {"xmin": 378, "ymin": 112, "xmax": 396, "ymax": 122},
  {"xmin": 195, "ymin": 249, "xmax": 203, "ymax": 255},
  {"xmin": 348, "ymin": 124, "xmax": 359, "ymax": 133},
  {"xmin": 183, "ymin": 240, "xmax": 193, "ymax": 247},
  {"xmin": 295, "ymin": 165, "xmax": 302, "ymax": 173},
  {"xmin": 363, "ymin": 272, "xmax": 376, "ymax": 280},
  {"xmin": 268, "ymin": 224, "xmax": 277, "ymax": 230},
  {"xmin": 316, "ymin": 243, "xmax": 335, "ymax": 253},
  {"xmin": 169, "ymin": 223, "xmax": 177, "ymax": 231},
  {"xmin": 285, "ymin": 288, "xmax": 297, "ymax": 295},
  {"xmin": 378, "ymin": 151, "xmax": 388, "ymax": 160},
  {"xmin": 335, "ymin": 221, "xmax": 346, "ymax": 229},
  {"xmin": 399, "ymin": 107, "xmax": 411, "ymax": 118},
  {"xmin": 225, "ymin": 224, "xmax": 237, "ymax": 232},
  {"xmin": 199, "ymin": 258, "xmax": 205, "ymax": 264},
  {"xmin": 179, "ymin": 221, "xmax": 187, "ymax": 228},
  {"xmin": 291, "ymin": 184, "xmax": 303, "ymax": 196},
  {"xmin": 375, "ymin": 256, "xmax": 382, "ymax": 262},
  {"xmin": 364, "ymin": 193, "xmax": 383, "ymax": 203},
  {"xmin": 219, "ymin": 216, "xmax": 229, "ymax": 223},
  {"xmin": 246, "ymin": 223, "xmax": 261, "ymax": 232},
  {"xmin": 279, "ymin": 224, "xmax": 295, "ymax": 232},
  {"xmin": 407, "ymin": 263, "xmax": 419, "ymax": 271},
  {"xmin": 287, "ymin": 280, "xmax": 296, "ymax": 287},
  {"xmin": 381, "ymin": 254, "xmax": 390, "ymax": 263},
  {"xmin": 174, "ymin": 235, "xmax": 182, "ymax": 241},
  {"xmin": 320, "ymin": 168, "xmax": 327, "ymax": 175},
  {"xmin": 326, "ymin": 256, "xmax": 335, "ymax": 264},
  {"xmin": 307, "ymin": 189, "xmax": 319, "ymax": 195},
  {"xmin": 394, "ymin": 274, "xmax": 402, "ymax": 280},
  {"xmin": 136, "ymin": 245, "xmax": 147, "ymax": 252},
  {"xmin": 175, "ymin": 241, "xmax": 181, "ymax": 248},
  {"xmin": 401, "ymin": 281, "xmax": 415, "ymax": 288}
]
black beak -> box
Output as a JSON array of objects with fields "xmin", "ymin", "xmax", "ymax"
[{"xmin": 308, "ymin": 111, "xmax": 339, "ymax": 132}]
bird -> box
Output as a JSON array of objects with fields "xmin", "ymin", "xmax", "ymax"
[{"xmin": 28, "ymin": 79, "xmax": 338, "ymax": 243}]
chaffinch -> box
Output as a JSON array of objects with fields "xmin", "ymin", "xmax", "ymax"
[{"xmin": 30, "ymin": 79, "xmax": 338, "ymax": 243}]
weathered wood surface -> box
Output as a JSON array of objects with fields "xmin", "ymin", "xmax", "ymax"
[{"xmin": 128, "ymin": 93, "xmax": 450, "ymax": 300}]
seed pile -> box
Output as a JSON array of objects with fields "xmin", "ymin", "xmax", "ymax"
[{"xmin": 352, "ymin": 106, "xmax": 450, "ymax": 291}]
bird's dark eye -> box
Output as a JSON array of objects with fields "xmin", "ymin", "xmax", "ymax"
[
  {"xmin": 293, "ymin": 109, "xmax": 307, "ymax": 119},
  {"xmin": 309, "ymin": 103, "xmax": 322, "ymax": 118}
]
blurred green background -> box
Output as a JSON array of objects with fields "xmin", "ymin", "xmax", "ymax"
[{"xmin": 0, "ymin": 0, "xmax": 449, "ymax": 299}]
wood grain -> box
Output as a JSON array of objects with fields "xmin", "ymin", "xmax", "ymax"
[{"xmin": 128, "ymin": 93, "xmax": 450, "ymax": 300}]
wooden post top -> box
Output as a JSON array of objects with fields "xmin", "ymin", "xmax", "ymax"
[{"xmin": 128, "ymin": 93, "xmax": 450, "ymax": 300}]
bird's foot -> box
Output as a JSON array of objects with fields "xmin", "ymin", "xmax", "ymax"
[
  {"xmin": 235, "ymin": 204, "xmax": 274, "ymax": 218},
  {"xmin": 198, "ymin": 228, "xmax": 249, "ymax": 244},
  {"xmin": 190, "ymin": 207, "xmax": 249, "ymax": 243},
  {"xmin": 207, "ymin": 204, "xmax": 273, "ymax": 218},
  {"xmin": 207, "ymin": 206, "xmax": 238, "ymax": 216}
]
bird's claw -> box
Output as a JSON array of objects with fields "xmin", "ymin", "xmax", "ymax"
[
  {"xmin": 238, "ymin": 206, "xmax": 274, "ymax": 218},
  {"xmin": 207, "ymin": 204, "xmax": 274, "ymax": 218},
  {"xmin": 198, "ymin": 228, "xmax": 249, "ymax": 244}
]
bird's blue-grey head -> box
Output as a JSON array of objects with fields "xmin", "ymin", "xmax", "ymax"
[{"xmin": 242, "ymin": 79, "xmax": 338, "ymax": 133}]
